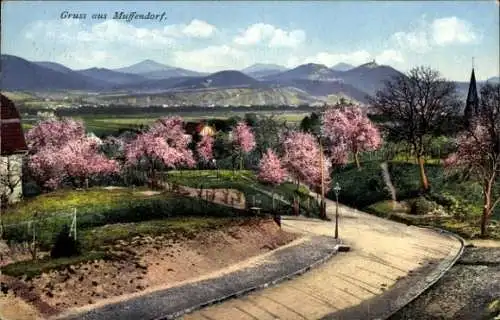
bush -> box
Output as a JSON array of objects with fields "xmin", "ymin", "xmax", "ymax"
[
  {"xmin": 428, "ymin": 192, "xmax": 481, "ymax": 221},
  {"xmin": 409, "ymin": 197, "xmax": 436, "ymax": 215},
  {"xmin": 51, "ymin": 225, "xmax": 81, "ymax": 258}
]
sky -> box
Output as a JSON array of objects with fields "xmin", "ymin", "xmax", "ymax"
[{"xmin": 1, "ymin": 1, "xmax": 499, "ymax": 81}]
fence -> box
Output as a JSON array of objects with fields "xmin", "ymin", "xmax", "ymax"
[{"xmin": 0, "ymin": 208, "xmax": 77, "ymax": 266}]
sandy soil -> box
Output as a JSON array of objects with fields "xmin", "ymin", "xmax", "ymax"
[{"xmin": 0, "ymin": 218, "xmax": 297, "ymax": 319}]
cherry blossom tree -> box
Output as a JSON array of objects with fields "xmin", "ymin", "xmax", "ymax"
[
  {"xmin": 196, "ymin": 135, "xmax": 214, "ymax": 163},
  {"xmin": 281, "ymin": 131, "xmax": 332, "ymax": 191},
  {"xmin": 124, "ymin": 117, "xmax": 195, "ymax": 186},
  {"xmin": 26, "ymin": 119, "xmax": 119, "ymax": 190},
  {"xmin": 322, "ymin": 106, "xmax": 382, "ymax": 169},
  {"xmin": 26, "ymin": 118, "xmax": 85, "ymax": 153},
  {"xmin": 444, "ymin": 83, "xmax": 500, "ymax": 237},
  {"xmin": 258, "ymin": 149, "xmax": 287, "ymax": 185},
  {"xmin": 231, "ymin": 121, "xmax": 256, "ymax": 170}
]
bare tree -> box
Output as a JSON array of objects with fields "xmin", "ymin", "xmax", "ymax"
[{"xmin": 369, "ymin": 66, "xmax": 460, "ymax": 191}]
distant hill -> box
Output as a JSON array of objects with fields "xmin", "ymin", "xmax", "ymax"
[
  {"xmin": 1, "ymin": 55, "xmax": 108, "ymax": 91},
  {"xmin": 172, "ymin": 71, "xmax": 262, "ymax": 90},
  {"xmin": 34, "ymin": 61, "xmax": 74, "ymax": 74},
  {"xmin": 487, "ymin": 76, "xmax": 500, "ymax": 84},
  {"xmin": 265, "ymin": 63, "xmax": 342, "ymax": 81},
  {"xmin": 113, "ymin": 59, "xmax": 173, "ymax": 74},
  {"xmin": 242, "ymin": 63, "xmax": 288, "ymax": 80},
  {"xmin": 242, "ymin": 63, "xmax": 287, "ymax": 73},
  {"xmin": 77, "ymin": 68, "xmax": 148, "ymax": 85},
  {"xmin": 112, "ymin": 76, "xmax": 195, "ymax": 92},
  {"xmin": 139, "ymin": 68, "xmax": 208, "ymax": 80},
  {"xmin": 2, "ymin": 55, "xmax": 413, "ymax": 105},
  {"xmin": 339, "ymin": 62, "xmax": 404, "ymax": 96},
  {"xmin": 263, "ymin": 79, "xmax": 370, "ymax": 103},
  {"xmin": 331, "ymin": 62, "xmax": 354, "ymax": 72}
]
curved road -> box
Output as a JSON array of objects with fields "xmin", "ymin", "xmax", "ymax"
[{"xmin": 182, "ymin": 199, "xmax": 463, "ymax": 320}]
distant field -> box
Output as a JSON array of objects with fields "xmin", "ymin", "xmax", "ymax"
[{"xmin": 21, "ymin": 111, "xmax": 308, "ymax": 136}]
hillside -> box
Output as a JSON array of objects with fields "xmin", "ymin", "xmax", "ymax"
[
  {"xmin": 77, "ymin": 68, "xmax": 148, "ymax": 85},
  {"xmin": 331, "ymin": 63, "xmax": 354, "ymax": 71},
  {"xmin": 2, "ymin": 55, "xmax": 424, "ymax": 105},
  {"xmin": 113, "ymin": 59, "xmax": 173, "ymax": 74},
  {"xmin": 339, "ymin": 62, "xmax": 404, "ymax": 96},
  {"xmin": 266, "ymin": 63, "xmax": 342, "ymax": 81},
  {"xmin": 33, "ymin": 61, "xmax": 73, "ymax": 74},
  {"xmin": 0, "ymin": 55, "xmax": 109, "ymax": 91},
  {"xmin": 172, "ymin": 71, "xmax": 262, "ymax": 90},
  {"xmin": 97, "ymin": 87, "xmax": 323, "ymax": 106}
]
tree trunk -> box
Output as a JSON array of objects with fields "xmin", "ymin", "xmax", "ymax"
[
  {"xmin": 417, "ymin": 155, "xmax": 429, "ymax": 191},
  {"xmin": 240, "ymin": 152, "xmax": 243, "ymax": 171},
  {"xmin": 481, "ymin": 182, "xmax": 493, "ymax": 237},
  {"xmin": 354, "ymin": 152, "xmax": 361, "ymax": 170}
]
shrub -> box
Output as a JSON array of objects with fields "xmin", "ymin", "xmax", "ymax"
[
  {"xmin": 51, "ymin": 225, "xmax": 81, "ymax": 258},
  {"xmin": 409, "ymin": 197, "xmax": 436, "ymax": 215}
]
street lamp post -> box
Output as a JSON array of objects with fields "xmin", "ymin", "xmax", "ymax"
[
  {"xmin": 212, "ymin": 159, "xmax": 219, "ymax": 179},
  {"xmin": 333, "ymin": 182, "xmax": 341, "ymax": 239}
]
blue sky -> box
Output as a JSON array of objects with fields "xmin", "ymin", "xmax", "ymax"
[{"xmin": 2, "ymin": 1, "xmax": 499, "ymax": 81}]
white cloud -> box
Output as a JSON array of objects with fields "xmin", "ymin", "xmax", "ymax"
[
  {"xmin": 172, "ymin": 45, "xmax": 248, "ymax": 72},
  {"xmin": 390, "ymin": 16, "xmax": 478, "ymax": 52},
  {"xmin": 78, "ymin": 20, "xmax": 177, "ymax": 48},
  {"xmin": 26, "ymin": 19, "xmax": 178, "ymax": 50},
  {"xmin": 234, "ymin": 23, "xmax": 306, "ymax": 48},
  {"xmin": 431, "ymin": 17, "xmax": 477, "ymax": 45},
  {"xmin": 164, "ymin": 19, "xmax": 217, "ymax": 38},
  {"xmin": 375, "ymin": 49, "xmax": 404, "ymax": 64},
  {"xmin": 392, "ymin": 30, "xmax": 430, "ymax": 53},
  {"xmin": 72, "ymin": 50, "xmax": 111, "ymax": 67}
]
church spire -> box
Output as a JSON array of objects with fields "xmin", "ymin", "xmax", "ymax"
[{"xmin": 464, "ymin": 62, "xmax": 479, "ymax": 123}]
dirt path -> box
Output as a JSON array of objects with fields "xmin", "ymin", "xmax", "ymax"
[
  {"xmin": 183, "ymin": 198, "xmax": 463, "ymax": 320},
  {"xmin": 390, "ymin": 244, "xmax": 500, "ymax": 320}
]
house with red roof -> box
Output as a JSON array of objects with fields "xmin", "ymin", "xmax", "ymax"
[{"xmin": 1, "ymin": 94, "xmax": 28, "ymax": 205}]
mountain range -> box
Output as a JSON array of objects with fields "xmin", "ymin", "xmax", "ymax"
[{"xmin": 1, "ymin": 54, "xmax": 491, "ymax": 106}]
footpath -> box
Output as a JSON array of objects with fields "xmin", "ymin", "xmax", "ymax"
[{"xmin": 182, "ymin": 198, "xmax": 463, "ymax": 320}]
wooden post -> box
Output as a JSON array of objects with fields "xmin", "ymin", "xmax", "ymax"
[{"xmin": 319, "ymin": 141, "xmax": 326, "ymax": 219}]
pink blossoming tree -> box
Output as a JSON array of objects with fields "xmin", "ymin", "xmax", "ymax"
[
  {"xmin": 27, "ymin": 119, "xmax": 119, "ymax": 190},
  {"xmin": 231, "ymin": 121, "xmax": 256, "ymax": 170},
  {"xmin": 322, "ymin": 106, "xmax": 382, "ymax": 169},
  {"xmin": 258, "ymin": 149, "xmax": 287, "ymax": 186},
  {"xmin": 26, "ymin": 118, "xmax": 85, "ymax": 153},
  {"xmin": 124, "ymin": 117, "xmax": 195, "ymax": 186},
  {"xmin": 196, "ymin": 135, "xmax": 214, "ymax": 163},
  {"xmin": 281, "ymin": 131, "xmax": 332, "ymax": 192},
  {"xmin": 444, "ymin": 83, "xmax": 500, "ymax": 237}
]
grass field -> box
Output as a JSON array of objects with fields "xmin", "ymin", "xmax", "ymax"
[
  {"xmin": 20, "ymin": 111, "xmax": 308, "ymax": 137},
  {"xmin": 0, "ymin": 170, "xmax": 310, "ymax": 277},
  {"xmin": 332, "ymin": 160, "xmax": 500, "ymax": 239}
]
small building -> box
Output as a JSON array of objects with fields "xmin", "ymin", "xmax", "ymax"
[
  {"xmin": 184, "ymin": 121, "xmax": 216, "ymax": 138},
  {"xmin": 1, "ymin": 94, "xmax": 28, "ymax": 205}
]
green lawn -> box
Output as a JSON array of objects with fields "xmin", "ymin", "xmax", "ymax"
[
  {"xmin": 366, "ymin": 199, "xmax": 499, "ymax": 240},
  {"xmin": 2, "ymin": 186, "xmax": 166, "ymax": 223},
  {"xmin": 0, "ymin": 182, "xmax": 266, "ymax": 278},
  {"xmin": 164, "ymin": 169, "xmax": 318, "ymax": 216},
  {"xmin": 332, "ymin": 160, "xmax": 499, "ymax": 239}
]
